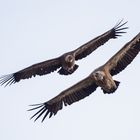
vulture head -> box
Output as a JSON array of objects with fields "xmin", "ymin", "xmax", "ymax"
[
  {"xmin": 93, "ymin": 71, "xmax": 105, "ymax": 81},
  {"xmin": 65, "ymin": 55, "xmax": 75, "ymax": 65}
]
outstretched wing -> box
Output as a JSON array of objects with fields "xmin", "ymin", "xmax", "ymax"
[
  {"xmin": 28, "ymin": 76, "xmax": 98, "ymax": 122},
  {"xmin": 73, "ymin": 20, "xmax": 128, "ymax": 60},
  {"xmin": 104, "ymin": 32, "xmax": 140, "ymax": 76},
  {"xmin": 0, "ymin": 57, "xmax": 61, "ymax": 86}
]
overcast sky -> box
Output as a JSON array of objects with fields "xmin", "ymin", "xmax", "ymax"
[{"xmin": 0, "ymin": 0, "xmax": 140, "ymax": 140}]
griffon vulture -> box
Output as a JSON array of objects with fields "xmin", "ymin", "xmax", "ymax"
[
  {"xmin": 29, "ymin": 32, "xmax": 140, "ymax": 122},
  {"xmin": 0, "ymin": 20, "xmax": 127, "ymax": 86}
]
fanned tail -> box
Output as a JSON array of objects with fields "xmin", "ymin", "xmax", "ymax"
[
  {"xmin": 58, "ymin": 64, "xmax": 79, "ymax": 75},
  {"xmin": 102, "ymin": 80, "xmax": 120, "ymax": 94}
]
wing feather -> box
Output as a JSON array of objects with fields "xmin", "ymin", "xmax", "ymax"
[
  {"xmin": 0, "ymin": 57, "xmax": 61, "ymax": 86},
  {"xmin": 104, "ymin": 32, "xmax": 140, "ymax": 76},
  {"xmin": 28, "ymin": 76, "xmax": 98, "ymax": 122},
  {"xmin": 73, "ymin": 20, "xmax": 128, "ymax": 60}
]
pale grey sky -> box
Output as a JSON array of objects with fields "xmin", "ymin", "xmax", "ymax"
[{"xmin": 0, "ymin": 0, "xmax": 140, "ymax": 140}]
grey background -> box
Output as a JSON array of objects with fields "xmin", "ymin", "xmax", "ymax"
[{"xmin": 0, "ymin": 0, "xmax": 140, "ymax": 140}]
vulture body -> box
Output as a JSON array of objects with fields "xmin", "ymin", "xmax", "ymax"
[
  {"xmin": 29, "ymin": 32, "xmax": 140, "ymax": 122},
  {"xmin": 0, "ymin": 20, "xmax": 127, "ymax": 86}
]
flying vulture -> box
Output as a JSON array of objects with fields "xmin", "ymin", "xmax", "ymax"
[
  {"xmin": 0, "ymin": 20, "xmax": 128, "ymax": 86},
  {"xmin": 28, "ymin": 32, "xmax": 140, "ymax": 122}
]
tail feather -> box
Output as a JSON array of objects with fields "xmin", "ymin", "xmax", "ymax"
[
  {"xmin": 102, "ymin": 80, "xmax": 120, "ymax": 94},
  {"xmin": 58, "ymin": 64, "xmax": 79, "ymax": 75},
  {"xmin": 114, "ymin": 80, "xmax": 120, "ymax": 87}
]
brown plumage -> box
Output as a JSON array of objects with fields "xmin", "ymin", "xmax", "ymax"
[
  {"xmin": 28, "ymin": 32, "xmax": 140, "ymax": 122},
  {"xmin": 0, "ymin": 20, "xmax": 128, "ymax": 86}
]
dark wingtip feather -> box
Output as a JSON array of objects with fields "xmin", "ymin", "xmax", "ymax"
[
  {"xmin": 114, "ymin": 19, "xmax": 128, "ymax": 29},
  {"xmin": 0, "ymin": 74, "xmax": 16, "ymax": 87},
  {"xmin": 113, "ymin": 19, "xmax": 128, "ymax": 38},
  {"xmin": 28, "ymin": 103, "xmax": 55, "ymax": 122}
]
